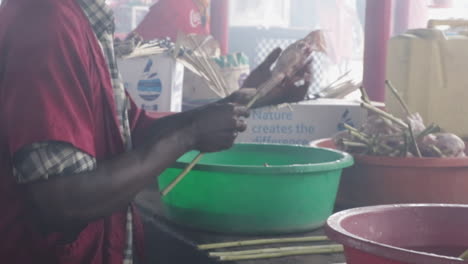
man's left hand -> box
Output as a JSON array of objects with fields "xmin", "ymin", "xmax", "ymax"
[{"xmin": 233, "ymin": 48, "xmax": 312, "ymax": 108}]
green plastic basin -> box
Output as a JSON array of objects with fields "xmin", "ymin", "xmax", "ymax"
[{"xmin": 158, "ymin": 143, "xmax": 353, "ymax": 234}]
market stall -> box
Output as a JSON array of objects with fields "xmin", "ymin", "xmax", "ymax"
[{"xmin": 4, "ymin": 0, "xmax": 468, "ymax": 263}]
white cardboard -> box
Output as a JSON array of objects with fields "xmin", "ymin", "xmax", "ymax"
[
  {"xmin": 118, "ymin": 53, "xmax": 184, "ymax": 112},
  {"xmin": 236, "ymin": 99, "xmax": 378, "ymax": 145}
]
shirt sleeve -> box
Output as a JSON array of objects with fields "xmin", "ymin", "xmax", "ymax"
[
  {"xmin": 0, "ymin": 6, "xmax": 98, "ymax": 157},
  {"xmin": 13, "ymin": 141, "xmax": 97, "ymax": 184}
]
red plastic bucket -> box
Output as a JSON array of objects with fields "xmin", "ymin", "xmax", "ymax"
[
  {"xmin": 311, "ymin": 138, "xmax": 468, "ymax": 208},
  {"xmin": 326, "ymin": 204, "xmax": 468, "ymax": 264}
]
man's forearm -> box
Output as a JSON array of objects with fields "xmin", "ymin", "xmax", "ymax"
[
  {"xmin": 132, "ymin": 106, "xmax": 202, "ymax": 148},
  {"xmin": 25, "ymin": 122, "xmax": 194, "ymax": 232}
]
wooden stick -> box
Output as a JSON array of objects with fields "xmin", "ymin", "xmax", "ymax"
[
  {"xmin": 459, "ymin": 249, "xmax": 468, "ymax": 260},
  {"xmin": 195, "ymin": 41, "xmax": 229, "ymax": 96},
  {"xmin": 344, "ymin": 123, "xmax": 360, "ymax": 134},
  {"xmin": 246, "ymin": 73, "xmax": 286, "ymax": 109},
  {"xmin": 209, "ymin": 245, "xmax": 340, "ymax": 257},
  {"xmin": 181, "ymin": 52, "xmax": 225, "ymax": 97},
  {"xmin": 361, "ymin": 102, "xmax": 409, "ymax": 129},
  {"xmin": 404, "ymin": 133, "xmax": 410, "ymax": 157},
  {"xmin": 417, "ymin": 123, "xmax": 441, "ymax": 139},
  {"xmin": 386, "ymin": 80, "xmax": 410, "ymax": 115},
  {"xmin": 407, "ymin": 122, "xmax": 422, "ymax": 157},
  {"xmin": 210, "ymin": 244, "xmax": 343, "ymax": 258},
  {"xmin": 430, "ymin": 145, "xmax": 445, "ymax": 158},
  {"xmin": 348, "ymin": 130, "xmax": 371, "ymax": 144},
  {"xmin": 359, "ymin": 86, "xmax": 371, "ymax": 103},
  {"xmin": 184, "ymin": 55, "xmax": 225, "ymax": 97},
  {"xmin": 385, "ymin": 80, "xmax": 423, "ymax": 156},
  {"xmin": 188, "ymin": 35, "xmax": 228, "ymax": 96},
  {"xmin": 216, "ymin": 245, "xmax": 344, "ymax": 261},
  {"xmin": 160, "ymin": 153, "xmax": 204, "ymax": 196},
  {"xmin": 198, "ymin": 236, "xmax": 330, "ymax": 250},
  {"xmin": 341, "ymin": 140, "xmax": 368, "ymax": 148}
]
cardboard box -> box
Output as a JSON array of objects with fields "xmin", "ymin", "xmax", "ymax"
[
  {"xmin": 118, "ymin": 53, "xmax": 184, "ymax": 112},
  {"xmin": 236, "ymin": 99, "xmax": 380, "ymax": 145}
]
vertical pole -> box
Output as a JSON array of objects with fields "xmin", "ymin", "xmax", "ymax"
[
  {"xmin": 362, "ymin": 0, "xmax": 393, "ymax": 102},
  {"xmin": 393, "ymin": 0, "xmax": 411, "ymax": 35},
  {"xmin": 210, "ymin": 0, "xmax": 230, "ymax": 54}
]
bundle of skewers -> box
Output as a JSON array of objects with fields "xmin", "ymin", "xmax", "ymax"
[
  {"xmin": 334, "ymin": 81, "xmax": 466, "ymax": 158},
  {"xmin": 197, "ymin": 236, "xmax": 343, "ymax": 262},
  {"xmin": 311, "ymin": 70, "xmax": 361, "ymax": 100},
  {"xmin": 115, "ymin": 35, "xmax": 174, "ymax": 58},
  {"xmin": 171, "ymin": 33, "xmax": 231, "ymax": 98},
  {"xmin": 115, "ymin": 32, "xmax": 231, "ymax": 98}
]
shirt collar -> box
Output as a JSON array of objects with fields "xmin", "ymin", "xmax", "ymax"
[{"xmin": 77, "ymin": 0, "xmax": 114, "ymax": 39}]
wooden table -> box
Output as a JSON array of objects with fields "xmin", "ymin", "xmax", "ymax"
[{"xmin": 135, "ymin": 188, "xmax": 346, "ymax": 264}]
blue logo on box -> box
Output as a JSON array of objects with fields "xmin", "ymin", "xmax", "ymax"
[
  {"xmin": 137, "ymin": 59, "xmax": 162, "ymax": 102},
  {"xmin": 337, "ymin": 109, "xmax": 354, "ymax": 131}
]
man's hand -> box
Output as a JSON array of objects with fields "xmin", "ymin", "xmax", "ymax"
[
  {"xmin": 191, "ymin": 102, "xmax": 249, "ymax": 153},
  {"xmin": 240, "ymin": 48, "xmax": 312, "ymax": 108}
]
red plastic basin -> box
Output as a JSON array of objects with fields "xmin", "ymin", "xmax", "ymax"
[
  {"xmin": 326, "ymin": 204, "xmax": 468, "ymax": 264},
  {"xmin": 311, "ymin": 138, "xmax": 468, "ymax": 208}
]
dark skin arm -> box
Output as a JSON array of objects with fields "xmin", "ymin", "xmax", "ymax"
[
  {"xmin": 24, "ymin": 103, "xmax": 249, "ymax": 233},
  {"xmin": 23, "ymin": 47, "xmax": 310, "ymax": 234}
]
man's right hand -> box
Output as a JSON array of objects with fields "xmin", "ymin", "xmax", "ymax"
[{"xmin": 191, "ymin": 102, "xmax": 249, "ymax": 153}]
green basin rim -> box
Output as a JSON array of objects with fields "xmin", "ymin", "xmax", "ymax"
[{"xmin": 172, "ymin": 144, "xmax": 354, "ymax": 174}]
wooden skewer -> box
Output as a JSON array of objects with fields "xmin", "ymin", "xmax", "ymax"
[
  {"xmin": 343, "ymin": 123, "xmax": 360, "ymax": 133},
  {"xmin": 182, "ymin": 55, "xmax": 212, "ymax": 80},
  {"xmin": 361, "ymin": 102, "xmax": 409, "ymax": 129},
  {"xmin": 385, "ymin": 80, "xmax": 411, "ymax": 115},
  {"xmin": 459, "ymin": 249, "xmax": 468, "ymax": 260},
  {"xmin": 175, "ymin": 33, "xmax": 227, "ymax": 97},
  {"xmin": 215, "ymin": 245, "xmax": 344, "ymax": 261},
  {"xmin": 160, "ymin": 154, "xmax": 203, "ymax": 196},
  {"xmin": 341, "ymin": 140, "xmax": 368, "ymax": 148},
  {"xmin": 192, "ymin": 37, "xmax": 229, "ymax": 96},
  {"xmin": 348, "ymin": 130, "xmax": 371, "ymax": 144},
  {"xmin": 407, "ymin": 122, "xmax": 422, "ymax": 158},
  {"xmin": 430, "ymin": 145, "xmax": 445, "ymax": 158},
  {"xmin": 188, "ymin": 35, "xmax": 227, "ymax": 96},
  {"xmin": 181, "ymin": 55, "xmax": 224, "ymax": 97},
  {"xmin": 209, "ymin": 245, "xmax": 342, "ymax": 257},
  {"xmin": 209, "ymin": 245, "xmax": 338, "ymax": 257},
  {"xmin": 359, "ymin": 86, "xmax": 371, "ymax": 104},
  {"xmin": 198, "ymin": 236, "xmax": 329, "ymax": 250},
  {"xmin": 385, "ymin": 80, "xmax": 422, "ymax": 157}
]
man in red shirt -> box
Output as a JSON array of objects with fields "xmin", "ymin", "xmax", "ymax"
[
  {"xmin": 134, "ymin": 0, "xmax": 211, "ymax": 41},
  {"xmin": 0, "ymin": 0, "xmax": 310, "ymax": 263}
]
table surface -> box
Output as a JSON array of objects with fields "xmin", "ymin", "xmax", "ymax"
[{"xmin": 135, "ymin": 187, "xmax": 346, "ymax": 264}]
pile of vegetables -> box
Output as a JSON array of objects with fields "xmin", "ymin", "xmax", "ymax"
[{"xmin": 334, "ymin": 81, "xmax": 466, "ymax": 158}]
